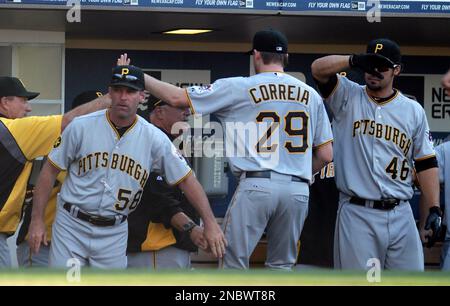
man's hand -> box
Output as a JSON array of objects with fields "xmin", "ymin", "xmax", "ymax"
[
  {"xmin": 189, "ymin": 226, "xmax": 208, "ymax": 250},
  {"xmin": 117, "ymin": 53, "xmax": 131, "ymax": 66},
  {"xmin": 350, "ymin": 53, "xmax": 393, "ymax": 79},
  {"xmin": 27, "ymin": 219, "xmax": 48, "ymax": 255},
  {"xmin": 203, "ymin": 221, "xmax": 227, "ymax": 258},
  {"xmin": 421, "ymin": 206, "xmax": 442, "ymax": 248}
]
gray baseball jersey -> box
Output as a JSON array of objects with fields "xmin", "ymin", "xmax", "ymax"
[
  {"xmin": 328, "ymin": 75, "xmax": 434, "ymax": 271},
  {"xmin": 187, "ymin": 72, "xmax": 332, "ymax": 269},
  {"xmin": 327, "ymin": 75, "xmax": 435, "ymax": 200},
  {"xmin": 49, "ymin": 110, "xmax": 191, "ymax": 217},
  {"xmin": 435, "ymin": 142, "xmax": 450, "ymax": 270},
  {"xmin": 187, "ymin": 72, "xmax": 333, "ymax": 180},
  {"xmin": 47, "ymin": 110, "xmax": 191, "ymax": 268}
]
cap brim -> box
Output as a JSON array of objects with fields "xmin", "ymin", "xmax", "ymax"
[
  {"xmin": 110, "ymin": 82, "xmax": 143, "ymax": 91},
  {"xmin": 21, "ymin": 91, "xmax": 40, "ymax": 100}
]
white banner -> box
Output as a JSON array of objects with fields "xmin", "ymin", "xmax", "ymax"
[{"xmin": 424, "ymin": 74, "xmax": 450, "ymax": 132}]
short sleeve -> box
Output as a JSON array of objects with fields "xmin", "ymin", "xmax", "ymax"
[
  {"xmin": 186, "ymin": 78, "xmax": 236, "ymax": 115},
  {"xmin": 313, "ymin": 98, "xmax": 333, "ymax": 148},
  {"xmin": 9, "ymin": 115, "xmax": 62, "ymax": 160},
  {"xmin": 324, "ymin": 75, "xmax": 361, "ymax": 120},
  {"xmin": 47, "ymin": 120, "xmax": 79, "ymax": 171},
  {"xmin": 412, "ymin": 108, "xmax": 435, "ymax": 162},
  {"xmin": 435, "ymin": 143, "xmax": 445, "ymax": 184},
  {"xmin": 150, "ymin": 130, "xmax": 192, "ymax": 185}
]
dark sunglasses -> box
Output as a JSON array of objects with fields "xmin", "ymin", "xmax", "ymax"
[
  {"xmin": 112, "ymin": 73, "xmax": 139, "ymax": 82},
  {"xmin": 374, "ymin": 64, "xmax": 400, "ymax": 73}
]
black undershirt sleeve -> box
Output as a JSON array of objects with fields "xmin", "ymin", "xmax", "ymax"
[
  {"xmin": 314, "ymin": 74, "xmax": 338, "ymax": 98},
  {"xmin": 415, "ymin": 156, "xmax": 438, "ymax": 173}
]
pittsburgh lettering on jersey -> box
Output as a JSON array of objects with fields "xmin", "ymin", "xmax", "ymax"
[
  {"xmin": 78, "ymin": 152, "xmax": 149, "ymax": 188},
  {"xmin": 249, "ymin": 83, "xmax": 309, "ymax": 105},
  {"xmin": 352, "ymin": 119, "xmax": 412, "ymax": 155}
]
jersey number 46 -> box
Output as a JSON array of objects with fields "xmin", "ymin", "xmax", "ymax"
[{"xmin": 385, "ymin": 157, "xmax": 410, "ymax": 181}]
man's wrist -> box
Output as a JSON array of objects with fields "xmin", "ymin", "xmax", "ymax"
[
  {"xmin": 349, "ymin": 54, "xmax": 355, "ymax": 67},
  {"xmin": 182, "ymin": 221, "xmax": 196, "ymax": 234},
  {"xmin": 429, "ymin": 205, "xmax": 442, "ymax": 217}
]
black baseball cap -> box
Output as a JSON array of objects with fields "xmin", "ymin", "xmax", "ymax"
[
  {"xmin": 110, "ymin": 65, "xmax": 145, "ymax": 91},
  {"xmin": 366, "ymin": 38, "xmax": 402, "ymax": 66},
  {"xmin": 0, "ymin": 77, "xmax": 39, "ymax": 100},
  {"xmin": 247, "ymin": 29, "xmax": 288, "ymax": 55},
  {"xmin": 71, "ymin": 90, "xmax": 103, "ymax": 110}
]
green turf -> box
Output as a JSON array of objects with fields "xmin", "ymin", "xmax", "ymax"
[{"xmin": 1, "ymin": 269, "xmax": 450, "ymax": 285}]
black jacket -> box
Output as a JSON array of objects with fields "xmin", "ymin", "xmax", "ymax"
[{"xmin": 127, "ymin": 127, "xmax": 199, "ymax": 253}]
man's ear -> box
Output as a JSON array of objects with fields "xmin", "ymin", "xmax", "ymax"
[
  {"xmin": 0, "ymin": 97, "xmax": 8, "ymax": 108},
  {"xmin": 139, "ymin": 90, "xmax": 146, "ymax": 103},
  {"xmin": 393, "ymin": 65, "xmax": 402, "ymax": 76},
  {"xmin": 154, "ymin": 106, "xmax": 163, "ymax": 119}
]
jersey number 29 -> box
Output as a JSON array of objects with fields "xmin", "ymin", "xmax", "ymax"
[{"xmin": 256, "ymin": 111, "xmax": 309, "ymax": 153}]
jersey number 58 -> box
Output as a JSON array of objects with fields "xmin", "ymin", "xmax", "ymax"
[{"xmin": 115, "ymin": 188, "xmax": 143, "ymax": 212}]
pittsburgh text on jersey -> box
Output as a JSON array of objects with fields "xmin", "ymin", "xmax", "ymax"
[
  {"xmin": 352, "ymin": 119, "xmax": 412, "ymax": 156},
  {"xmin": 249, "ymin": 83, "xmax": 310, "ymax": 105},
  {"xmin": 78, "ymin": 152, "xmax": 149, "ymax": 188}
]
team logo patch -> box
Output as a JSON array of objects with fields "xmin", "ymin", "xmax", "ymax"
[
  {"xmin": 171, "ymin": 145, "xmax": 185, "ymax": 161},
  {"xmin": 426, "ymin": 130, "xmax": 433, "ymax": 145},
  {"xmin": 53, "ymin": 136, "xmax": 62, "ymax": 148},
  {"xmin": 192, "ymin": 84, "xmax": 213, "ymax": 94}
]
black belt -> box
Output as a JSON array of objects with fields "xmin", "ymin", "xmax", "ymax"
[
  {"xmin": 350, "ymin": 196, "xmax": 401, "ymax": 211},
  {"xmin": 63, "ymin": 203, "xmax": 126, "ymax": 227},
  {"xmin": 245, "ymin": 171, "xmax": 308, "ymax": 183}
]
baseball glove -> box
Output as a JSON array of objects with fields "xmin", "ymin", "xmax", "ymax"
[
  {"xmin": 349, "ymin": 53, "xmax": 394, "ymax": 79},
  {"xmin": 424, "ymin": 206, "xmax": 443, "ymax": 248}
]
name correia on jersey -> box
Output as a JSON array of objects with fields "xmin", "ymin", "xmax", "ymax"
[
  {"xmin": 78, "ymin": 152, "xmax": 149, "ymax": 188},
  {"xmin": 249, "ymin": 83, "xmax": 310, "ymax": 105}
]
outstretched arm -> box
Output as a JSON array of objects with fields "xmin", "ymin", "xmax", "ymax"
[
  {"xmin": 61, "ymin": 94, "xmax": 111, "ymax": 132},
  {"xmin": 170, "ymin": 212, "xmax": 208, "ymax": 250},
  {"xmin": 178, "ymin": 173, "xmax": 227, "ymax": 258},
  {"xmin": 117, "ymin": 53, "xmax": 188, "ymax": 108}
]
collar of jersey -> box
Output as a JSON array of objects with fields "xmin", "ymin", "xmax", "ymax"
[
  {"xmin": 105, "ymin": 110, "xmax": 138, "ymax": 139},
  {"xmin": 364, "ymin": 87, "xmax": 399, "ymax": 106},
  {"xmin": 258, "ymin": 70, "xmax": 284, "ymax": 74}
]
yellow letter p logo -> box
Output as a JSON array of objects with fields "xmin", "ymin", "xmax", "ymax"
[
  {"xmin": 374, "ymin": 44, "xmax": 383, "ymax": 53},
  {"xmin": 121, "ymin": 68, "xmax": 129, "ymax": 75}
]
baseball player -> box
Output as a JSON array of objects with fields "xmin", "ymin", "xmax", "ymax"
[
  {"xmin": 120, "ymin": 29, "xmax": 334, "ymax": 270},
  {"xmin": 426, "ymin": 141, "xmax": 450, "ymax": 270},
  {"xmin": 311, "ymin": 38, "xmax": 441, "ymax": 270},
  {"xmin": 0, "ymin": 77, "xmax": 110, "ymax": 268},
  {"xmin": 127, "ymin": 99, "xmax": 206, "ymax": 269},
  {"xmin": 15, "ymin": 90, "xmax": 103, "ymax": 267},
  {"xmin": 27, "ymin": 65, "xmax": 226, "ymax": 269}
]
